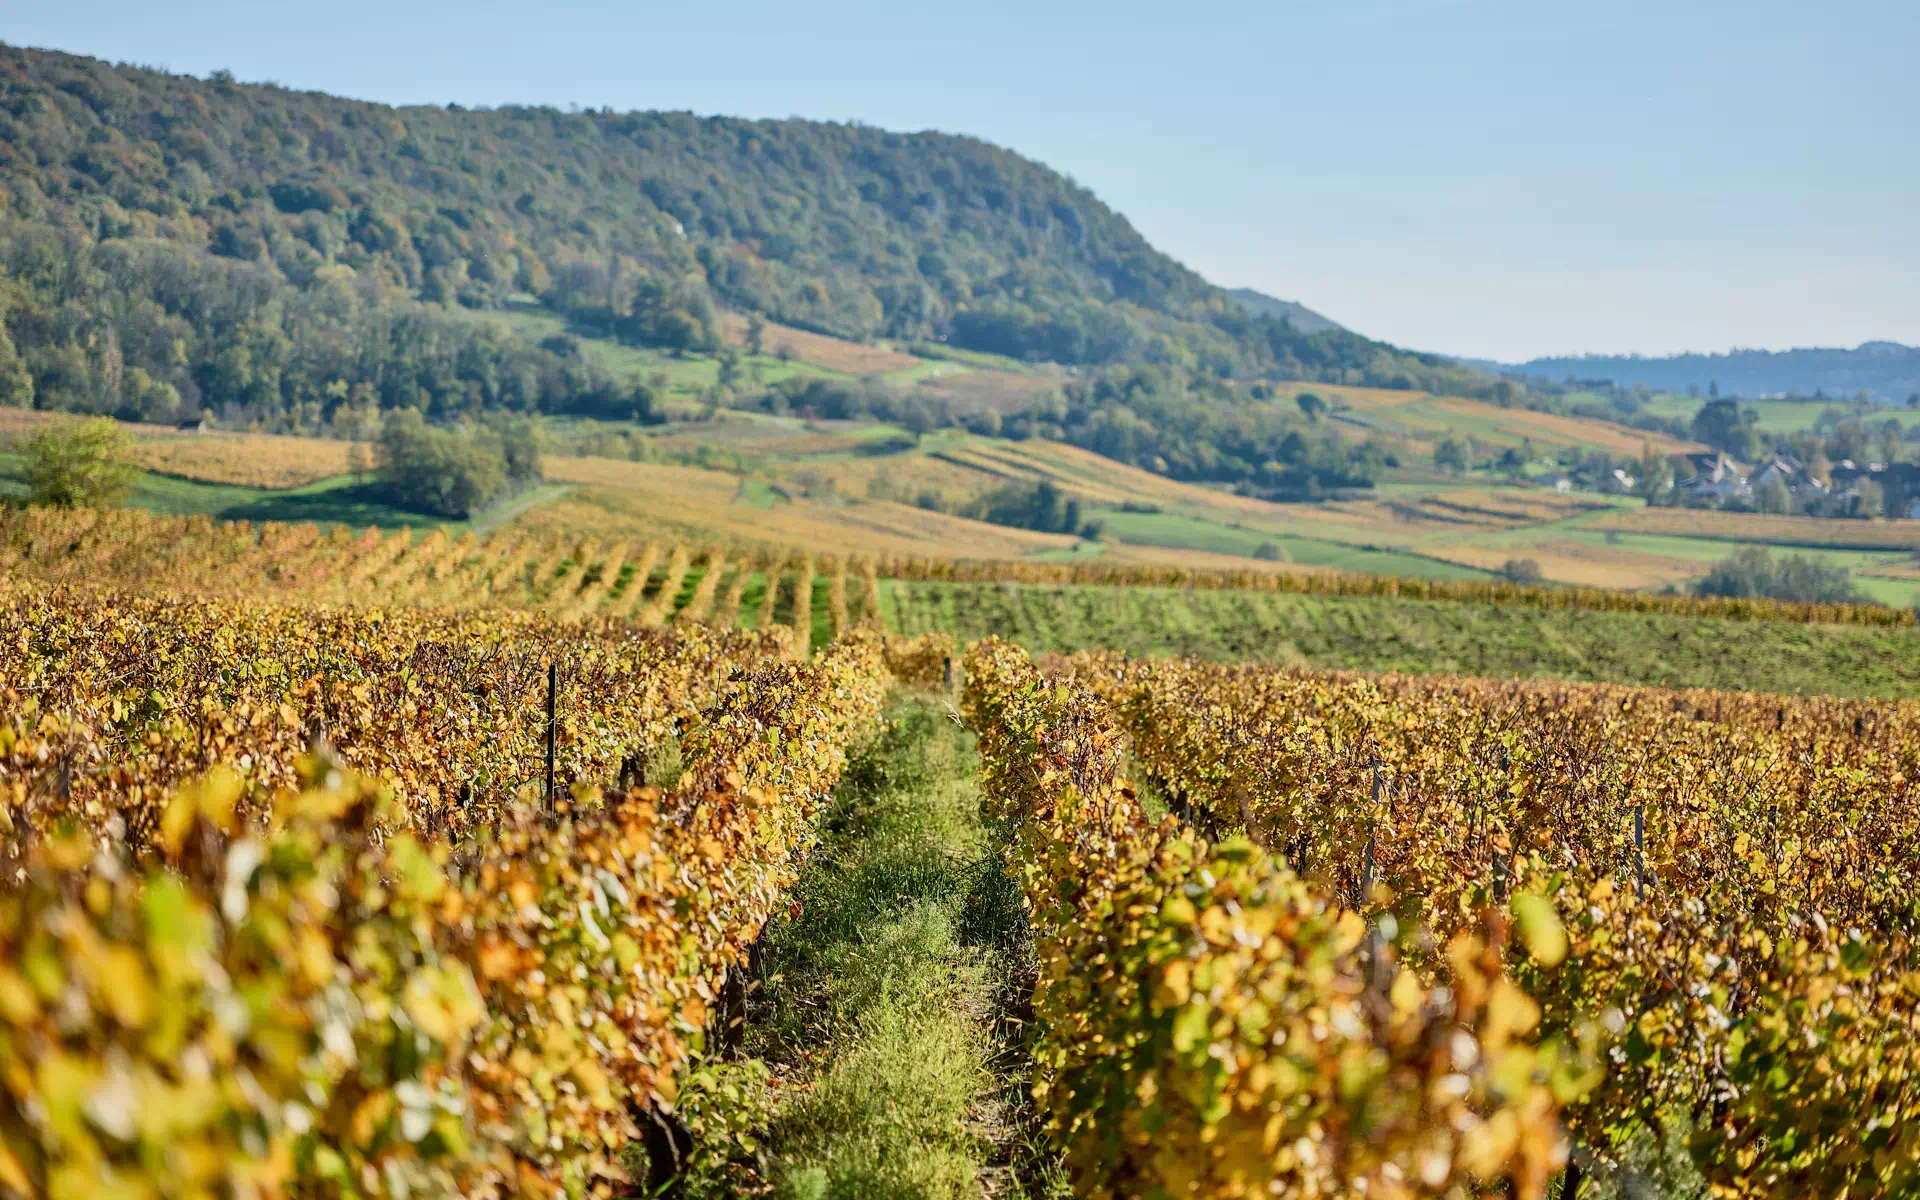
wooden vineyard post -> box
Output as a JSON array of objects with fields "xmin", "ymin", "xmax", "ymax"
[
  {"xmin": 1634, "ymin": 801, "xmax": 1645, "ymax": 899},
  {"xmin": 1361, "ymin": 762, "xmax": 1379, "ymax": 908},
  {"xmin": 545, "ymin": 660, "xmax": 558, "ymax": 814},
  {"xmin": 1362, "ymin": 762, "xmax": 1383, "ymax": 987}
]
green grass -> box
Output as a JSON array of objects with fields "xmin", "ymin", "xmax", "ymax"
[
  {"xmin": 901, "ymin": 341, "xmax": 1038, "ymax": 373},
  {"xmin": 1091, "ymin": 507, "xmax": 1495, "ymax": 579},
  {"xmin": 719, "ymin": 695, "xmax": 1063, "ymax": 1200},
  {"xmin": 473, "ymin": 303, "xmax": 840, "ymax": 410},
  {"xmin": 884, "ymin": 580, "xmax": 1920, "ymax": 697},
  {"xmin": 0, "ymin": 453, "xmax": 571, "ymax": 534},
  {"xmin": 1547, "ymin": 529, "xmax": 1920, "ymax": 607},
  {"xmin": 1634, "ymin": 391, "xmax": 1920, "ymax": 436}
]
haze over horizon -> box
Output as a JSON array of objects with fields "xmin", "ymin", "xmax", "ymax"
[{"xmin": 11, "ymin": 0, "xmax": 1913, "ymax": 362}]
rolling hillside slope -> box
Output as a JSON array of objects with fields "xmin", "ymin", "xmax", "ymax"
[{"xmin": 0, "ymin": 42, "xmax": 1491, "ymax": 394}]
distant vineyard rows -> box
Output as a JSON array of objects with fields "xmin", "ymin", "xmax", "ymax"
[{"xmin": 5, "ymin": 504, "xmax": 1910, "ymax": 629}]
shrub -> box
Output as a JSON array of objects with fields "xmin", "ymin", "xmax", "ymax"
[
  {"xmin": 1500, "ymin": 558, "xmax": 1544, "ymax": 584},
  {"xmin": 22, "ymin": 415, "xmax": 138, "ymax": 508},
  {"xmin": 1252, "ymin": 541, "xmax": 1289, "ymax": 562},
  {"xmin": 374, "ymin": 408, "xmax": 541, "ymax": 518},
  {"xmin": 1694, "ymin": 547, "xmax": 1869, "ymax": 605}
]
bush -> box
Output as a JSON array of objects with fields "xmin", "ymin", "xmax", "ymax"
[
  {"xmin": 1499, "ymin": 558, "xmax": 1544, "ymax": 584},
  {"xmin": 1252, "ymin": 542, "xmax": 1289, "ymax": 562},
  {"xmin": 22, "ymin": 415, "xmax": 137, "ymax": 508},
  {"xmin": 374, "ymin": 409, "xmax": 542, "ymax": 518},
  {"xmin": 1694, "ymin": 547, "xmax": 1869, "ymax": 605}
]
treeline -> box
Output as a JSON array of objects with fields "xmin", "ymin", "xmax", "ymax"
[
  {"xmin": 0, "ymin": 43, "xmax": 1498, "ymax": 390},
  {"xmin": 0, "ymin": 223, "xmax": 656, "ymax": 428},
  {"xmin": 1031, "ymin": 367, "xmax": 1393, "ymax": 491},
  {"xmin": 729, "ymin": 364, "xmax": 1392, "ymax": 490}
]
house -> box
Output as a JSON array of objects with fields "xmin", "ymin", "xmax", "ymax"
[
  {"xmin": 1671, "ymin": 451, "xmax": 1748, "ymax": 502},
  {"xmin": 1791, "ymin": 478, "xmax": 1832, "ymax": 507},
  {"xmin": 1829, "ymin": 462, "xmax": 1920, "ymax": 518},
  {"xmin": 177, "ymin": 414, "xmax": 212, "ymax": 434},
  {"xmin": 1608, "ymin": 468, "xmax": 1638, "ymax": 493},
  {"xmin": 1746, "ymin": 454, "xmax": 1801, "ymax": 492},
  {"xmin": 1551, "ymin": 477, "xmax": 1572, "ymax": 494}
]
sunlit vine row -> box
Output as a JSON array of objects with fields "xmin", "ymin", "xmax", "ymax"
[
  {"xmin": 1074, "ymin": 653, "xmax": 1920, "ymax": 1195},
  {"xmin": 877, "ymin": 552, "xmax": 1912, "ymax": 626},
  {"xmin": 0, "ymin": 506, "xmax": 891, "ymax": 634},
  {"xmin": 0, "ymin": 578, "xmax": 892, "ymax": 1197},
  {"xmin": 962, "ymin": 638, "xmax": 1585, "ymax": 1199}
]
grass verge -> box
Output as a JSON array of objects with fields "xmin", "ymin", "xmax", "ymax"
[{"xmin": 679, "ymin": 692, "xmax": 1063, "ymax": 1199}]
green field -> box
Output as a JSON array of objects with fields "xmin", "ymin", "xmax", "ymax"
[
  {"xmin": 0, "ymin": 453, "xmax": 567, "ymax": 534},
  {"xmin": 472, "ymin": 304, "xmax": 838, "ymax": 410},
  {"xmin": 1091, "ymin": 507, "xmax": 1494, "ymax": 579},
  {"xmin": 1632, "ymin": 392, "xmax": 1920, "ymax": 436},
  {"xmin": 885, "ymin": 580, "xmax": 1920, "ymax": 697}
]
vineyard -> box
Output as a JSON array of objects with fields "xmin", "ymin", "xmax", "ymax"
[
  {"xmin": 5, "ymin": 505, "xmax": 1912, "ymax": 633},
  {"xmin": 2, "ymin": 498, "xmax": 1919, "ymax": 1198},
  {"xmin": 963, "ymin": 644, "xmax": 1920, "ymax": 1197},
  {"xmin": 0, "ymin": 573, "xmax": 905, "ymax": 1196}
]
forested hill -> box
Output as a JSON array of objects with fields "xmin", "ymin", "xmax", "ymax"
[
  {"xmin": 1513, "ymin": 343, "xmax": 1920, "ymax": 403},
  {"xmin": 0, "ymin": 43, "xmax": 1492, "ymax": 429}
]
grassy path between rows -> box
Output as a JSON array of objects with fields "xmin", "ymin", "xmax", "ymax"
[{"xmin": 669, "ymin": 691, "xmax": 1064, "ymax": 1199}]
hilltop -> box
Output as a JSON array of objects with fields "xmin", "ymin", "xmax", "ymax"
[
  {"xmin": 0, "ymin": 42, "xmax": 1496, "ymax": 419},
  {"xmin": 1226, "ymin": 287, "xmax": 1345, "ymax": 334}
]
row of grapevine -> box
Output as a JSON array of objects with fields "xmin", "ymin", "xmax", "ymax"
[
  {"xmin": 7, "ymin": 504, "xmax": 1911, "ymax": 631},
  {"xmin": 875, "ymin": 552, "xmax": 1913, "ymax": 627},
  {"xmin": 0, "ymin": 578, "xmax": 893, "ymax": 1197},
  {"xmin": 962, "ymin": 638, "xmax": 1581, "ymax": 1198},
  {"xmin": 0, "ymin": 506, "xmax": 894, "ymax": 637},
  {"xmin": 1078, "ymin": 654, "xmax": 1920, "ymax": 1195}
]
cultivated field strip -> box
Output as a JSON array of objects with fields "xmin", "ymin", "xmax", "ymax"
[{"xmin": 5, "ymin": 504, "xmax": 1906, "ymax": 629}]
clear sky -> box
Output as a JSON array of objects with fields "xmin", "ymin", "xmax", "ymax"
[{"xmin": 9, "ymin": 0, "xmax": 1915, "ymax": 361}]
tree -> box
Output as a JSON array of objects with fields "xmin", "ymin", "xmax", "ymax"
[
  {"xmin": 1690, "ymin": 399, "xmax": 1760, "ymax": 460},
  {"xmin": 374, "ymin": 408, "xmax": 512, "ymax": 518},
  {"xmin": 0, "ymin": 326, "xmax": 32, "ymax": 407},
  {"xmin": 716, "ymin": 346, "xmax": 742, "ymax": 391},
  {"xmin": 23, "ymin": 416, "xmax": 138, "ymax": 508},
  {"xmin": 1500, "ymin": 559, "xmax": 1544, "ymax": 584},
  {"xmin": 1295, "ymin": 392, "xmax": 1325, "ymax": 422},
  {"xmin": 746, "ymin": 313, "xmax": 767, "ymax": 357},
  {"xmin": 1633, "ymin": 442, "xmax": 1675, "ymax": 503},
  {"xmin": 1852, "ymin": 478, "xmax": 1885, "ymax": 519},
  {"xmin": 1434, "ymin": 436, "xmax": 1471, "ymax": 474},
  {"xmin": 1695, "ymin": 547, "xmax": 1866, "ymax": 604},
  {"xmin": 1754, "ymin": 475, "xmax": 1791, "ymax": 515}
]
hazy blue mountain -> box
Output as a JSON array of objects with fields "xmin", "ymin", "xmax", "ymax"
[{"xmin": 1510, "ymin": 343, "xmax": 1920, "ymax": 402}]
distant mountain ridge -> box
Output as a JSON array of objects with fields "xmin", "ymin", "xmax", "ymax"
[
  {"xmin": 1225, "ymin": 288, "xmax": 1345, "ymax": 335},
  {"xmin": 1509, "ymin": 343, "xmax": 1920, "ymax": 402}
]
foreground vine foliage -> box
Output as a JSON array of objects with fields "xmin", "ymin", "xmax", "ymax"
[
  {"xmin": 0, "ymin": 578, "xmax": 889, "ymax": 1197},
  {"xmin": 963, "ymin": 638, "xmax": 1584, "ymax": 1199},
  {"xmin": 1076, "ymin": 653, "xmax": 1920, "ymax": 1196}
]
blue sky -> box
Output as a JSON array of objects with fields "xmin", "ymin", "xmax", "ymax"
[{"xmin": 10, "ymin": 0, "xmax": 1914, "ymax": 361}]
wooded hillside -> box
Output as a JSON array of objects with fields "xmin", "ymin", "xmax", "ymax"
[{"xmin": 0, "ymin": 43, "xmax": 1494, "ymax": 430}]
